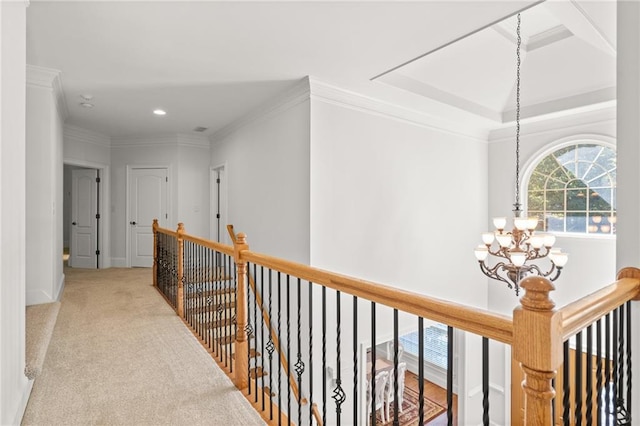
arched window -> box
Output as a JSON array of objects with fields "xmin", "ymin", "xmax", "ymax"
[{"xmin": 527, "ymin": 143, "xmax": 616, "ymax": 235}]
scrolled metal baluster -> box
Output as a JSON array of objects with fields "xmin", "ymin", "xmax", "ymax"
[
  {"xmin": 322, "ymin": 285, "xmax": 327, "ymax": 426},
  {"xmin": 309, "ymin": 281, "xmax": 314, "ymax": 426},
  {"xmin": 606, "ymin": 313, "xmax": 611, "ymax": 426},
  {"xmin": 266, "ymin": 270, "xmax": 274, "ymax": 420},
  {"xmin": 576, "ymin": 331, "xmax": 583, "ymax": 426},
  {"xmin": 625, "ymin": 301, "xmax": 632, "ymax": 422},
  {"xmin": 482, "ymin": 336, "xmax": 489, "ymax": 426},
  {"xmin": 587, "ymin": 326, "xmax": 593, "ymax": 426},
  {"xmin": 277, "ymin": 272, "xmax": 282, "ymax": 426},
  {"xmin": 597, "ymin": 319, "xmax": 603, "ymax": 426},
  {"xmin": 418, "ymin": 317, "xmax": 424, "ymax": 425},
  {"xmin": 295, "ymin": 278, "xmax": 304, "ymax": 425},
  {"xmin": 352, "ymin": 295, "xmax": 358, "ymax": 426},
  {"xmin": 332, "ymin": 291, "xmax": 346, "ymax": 425},
  {"xmin": 286, "ymin": 274, "xmax": 291, "ymax": 424},
  {"xmin": 447, "ymin": 326, "xmax": 453, "ymax": 426}
]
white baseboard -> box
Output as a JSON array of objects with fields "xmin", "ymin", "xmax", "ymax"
[
  {"xmin": 26, "ymin": 289, "xmax": 53, "ymax": 306},
  {"xmin": 55, "ymin": 274, "xmax": 65, "ymax": 301},
  {"xmin": 111, "ymin": 257, "xmax": 127, "ymax": 267},
  {"xmin": 12, "ymin": 378, "xmax": 34, "ymax": 426}
]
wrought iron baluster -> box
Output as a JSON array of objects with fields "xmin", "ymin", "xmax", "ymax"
[
  {"xmin": 286, "ymin": 274, "xmax": 291, "ymax": 424},
  {"xmin": 267, "ymin": 269, "xmax": 274, "ymax": 420},
  {"xmin": 231, "ymin": 253, "xmax": 236, "ymax": 374},
  {"xmin": 393, "ymin": 309, "xmax": 399, "ymax": 426},
  {"xmin": 482, "ymin": 336, "xmax": 489, "ymax": 426},
  {"xmin": 277, "ymin": 272, "xmax": 282, "ymax": 426},
  {"xmin": 612, "ymin": 308, "xmax": 619, "ymax": 423},
  {"xmin": 322, "ymin": 285, "xmax": 327, "ymax": 426},
  {"xmin": 254, "ymin": 263, "xmax": 259, "ymax": 403},
  {"xmin": 261, "ymin": 266, "xmax": 266, "ymax": 412},
  {"xmin": 371, "ymin": 302, "xmax": 376, "ymax": 426},
  {"xmin": 447, "ymin": 326, "xmax": 453, "ymax": 426},
  {"xmin": 418, "ymin": 317, "xmax": 424, "ymax": 425},
  {"xmin": 586, "ymin": 325, "xmax": 593, "ymax": 426},
  {"xmin": 309, "ymin": 281, "xmax": 314, "ymax": 426},
  {"xmin": 353, "ymin": 295, "xmax": 358, "ymax": 426},
  {"xmin": 563, "ymin": 340, "xmax": 570, "ymax": 426},
  {"xmin": 597, "ymin": 319, "xmax": 603, "ymax": 426},
  {"xmin": 295, "ymin": 278, "xmax": 304, "ymax": 425},
  {"xmin": 626, "ymin": 301, "xmax": 632, "ymax": 421},
  {"xmin": 605, "ymin": 313, "xmax": 611, "ymax": 426},
  {"xmin": 333, "ymin": 291, "xmax": 346, "ymax": 425},
  {"xmin": 576, "ymin": 331, "xmax": 583, "ymax": 426},
  {"xmin": 247, "ymin": 262, "xmax": 252, "ymax": 397}
]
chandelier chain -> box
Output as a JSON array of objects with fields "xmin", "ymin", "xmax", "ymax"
[{"xmin": 515, "ymin": 14, "xmax": 522, "ymax": 212}]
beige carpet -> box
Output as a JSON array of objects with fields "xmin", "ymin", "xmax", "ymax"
[
  {"xmin": 25, "ymin": 301, "xmax": 61, "ymax": 380},
  {"xmin": 22, "ymin": 267, "xmax": 265, "ymax": 426}
]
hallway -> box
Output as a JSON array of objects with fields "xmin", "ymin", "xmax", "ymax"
[{"xmin": 22, "ymin": 267, "xmax": 265, "ymax": 426}]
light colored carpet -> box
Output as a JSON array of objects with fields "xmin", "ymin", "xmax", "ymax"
[
  {"xmin": 22, "ymin": 267, "xmax": 265, "ymax": 426},
  {"xmin": 25, "ymin": 302, "xmax": 61, "ymax": 380}
]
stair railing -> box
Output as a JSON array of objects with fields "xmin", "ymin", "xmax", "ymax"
[{"xmin": 153, "ymin": 220, "xmax": 639, "ymax": 426}]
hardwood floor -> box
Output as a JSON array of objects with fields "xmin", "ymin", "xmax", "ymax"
[{"xmin": 404, "ymin": 371, "xmax": 458, "ymax": 425}]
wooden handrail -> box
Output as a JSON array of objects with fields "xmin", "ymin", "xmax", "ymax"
[
  {"xmin": 559, "ymin": 276, "xmax": 640, "ymax": 341},
  {"xmin": 155, "ymin": 225, "xmax": 234, "ymax": 256},
  {"xmin": 239, "ymin": 250, "xmax": 513, "ymax": 344}
]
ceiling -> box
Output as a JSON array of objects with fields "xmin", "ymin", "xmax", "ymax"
[
  {"xmin": 26, "ymin": 1, "xmax": 614, "ymax": 138},
  {"xmin": 375, "ymin": 1, "xmax": 616, "ymax": 125}
]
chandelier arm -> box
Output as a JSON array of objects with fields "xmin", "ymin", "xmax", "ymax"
[
  {"xmin": 487, "ymin": 247, "xmax": 510, "ymax": 258},
  {"xmin": 478, "ymin": 261, "xmax": 514, "ymax": 289}
]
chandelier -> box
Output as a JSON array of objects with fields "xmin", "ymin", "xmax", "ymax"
[{"xmin": 474, "ymin": 14, "xmax": 568, "ymax": 295}]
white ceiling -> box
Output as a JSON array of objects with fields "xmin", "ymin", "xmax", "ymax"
[
  {"xmin": 26, "ymin": 0, "xmax": 614, "ymax": 138},
  {"xmin": 375, "ymin": 1, "xmax": 616, "ymax": 125}
]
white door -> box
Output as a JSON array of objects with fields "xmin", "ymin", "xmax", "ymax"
[
  {"xmin": 71, "ymin": 169, "xmax": 97, "ymax": 268},
  {"xmin": 129, "ymin": 167, "xmax": 168, "ymax": 267}
]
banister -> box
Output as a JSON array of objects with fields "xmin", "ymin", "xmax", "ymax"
[
  {"xmin": 240, "ymin": 251, "xmax": 513, "ymax": 345},
  {"xmin": 559, "ymin": 276, "xmax": 640, "ymax": 341}
]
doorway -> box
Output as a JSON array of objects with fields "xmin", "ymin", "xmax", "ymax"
[
  {"xmin": 64, "ymin": 164, "xmax": 101, "ymax": 269},
  {"xmin": 127, "ymin": 166, "xmax": 169, "ymax": 267}
]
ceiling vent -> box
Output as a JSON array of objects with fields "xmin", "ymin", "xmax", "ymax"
[{"xmin": 193, "ymin": 126, "xmax": 208, "ymax": 133}]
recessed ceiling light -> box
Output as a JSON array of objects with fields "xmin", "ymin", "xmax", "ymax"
[
  {"xmin": 153, "ymin": 109, "xmax": 167, "ymax": 116},
  {"xmin": 80, "ymin": 102, "xmax": 94, "ymax": 108}
]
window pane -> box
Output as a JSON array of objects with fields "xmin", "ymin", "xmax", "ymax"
[
  {"xmin": 590, "ymin": 190, "xmax": 613, "ymax": 210},
  {"xmin": 545, "ymin": 213, "xmax": 565, "ymax": 232},
  {"xmin": 529, "ymin": 172, "xmax": 546, "ymax": 191},
  {"xmin": 546, "ymin": 190, "xmax": 564, "ymax": 210},
  {"xmin": 536, "ymin": 155, "xmax": 560, "ymax": 175},
  {"xmin": 567, "ymin": 179, "xmax": 587, "ymax": 189},
  {"xmin": 577, "ymin": 161, "xmax": 592, "ymax": 180},
  {"xmin": 528, "ymin": 191, "xmax": 544, "ymax": 210},
  {"xmin": 577, "ymin": 144, "xmax": 602, "ymax": 161},
  {"xmin": 595, "ymin": 146, "xmax": 616, "ymax": 170},
  {"xmin": 567, "ymin": 189, "xmax": 587, "ymax": 211},
  {"xmin": 550, "ymin": 166, "xmax": 571, "ymax": 183},
  {"xmin": 566, "ymin": 213, "xmax": 586, "ymax": 233},
  {"xmin": 547, "ymin": 178, "xmax": 565, "ymax": 190},
  {"xmin": 590, "ymin": 174, "xmax": 612, "ymax": 188}
]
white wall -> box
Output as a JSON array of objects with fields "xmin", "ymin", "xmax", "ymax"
[
  {"xmin": 26, "ymin": 66, "xmax": 66, "ymax": 305},
  {"xmin": 487, "ymin": 107, "xmax": 617, "ymax": 314},
  {"xmin": 0, "ymin": 2, "xmax": 30, "ymax": 423},
  {"xmin": 177, "ymin": 135, "xmax": 211, "ymax": 238},
  {"xmin": 309, "ymin": 82, "xmax": 490, "ymax": 425},
  {"xmin": 210, "ymin": 96, "xmax": 311, "ymax": 263},
  {"xmin": 110, "ymin": 134, "xmax": 210, "ymax": 266}
]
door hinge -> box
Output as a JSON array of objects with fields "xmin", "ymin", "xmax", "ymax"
[
  {"xmin": 165, "ymin": 213, "xmax": 168, "ymax": 219},
  {"xmin": 216, "ymin": 178, "xmax": 220, "ymax": 184},
  {"xmin": 166, "ymin": 177, "xmax": 168, "ymax": 182},
  {"xmin": 95, "ymin": 250, "xmax": 100, "ymax": 255},
  {"xmin": 216, "ymin": 214, "xmax": 220, "ymax": 219},
  {"xmin": 96, "ymin": 213, "xmax": 101, "ymax": 219},
  {"xmin": 96, "ymin": 177, "xmax": 101, "ymax": 183}
]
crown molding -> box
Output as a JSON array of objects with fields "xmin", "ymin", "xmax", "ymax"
[
  {"xmin": 27, "ymin": 65, "xmax": 70, "ymax": 120},
  {"xmin": 210, "ymin": 77, "xmax": 311, "ymax": 144},
  {"xmin": 308, "ymin": 76, "xmax": 488, "ymax": 142},
  {"xmin": 489, "ymin": 105, "xmax": 616, "ymax": 142},
  {"xmin": 64, "ymin": 124, "xmax": 111, "ymax": 148},
  {"xmin": 111, "ymin": 134, "xmax": 179, "ymax": 148},
  {"xmin": 177, "ymin": 134, "xmax": 210, "ymax": 149}
]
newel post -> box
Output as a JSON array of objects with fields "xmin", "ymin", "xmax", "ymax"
[
  {"xmin": 513, "ymin": 276, "xmax": 562, "ymax": 425},
  {"xmin": 233, "ymin": 232, "xmax": 249, "ymax": 389},
  {"xmin": 176, "ymin": 223, "xmax": 185, "ymax": 318},
  {"xmin": 152, "ymin": 219, "xmax": 158, "ymax": 288}
]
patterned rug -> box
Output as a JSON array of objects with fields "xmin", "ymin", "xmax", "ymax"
[{"xmin": 374, "ymin": 386, "xmax": 445, "ymax": 425}]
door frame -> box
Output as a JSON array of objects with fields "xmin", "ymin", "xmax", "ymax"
[
  {"xmin": 210, "ymin": 163, "xmax": 228, "ymax": 244},
  {"xmin": 125, "ymin": 164, "xmax": 172, "ymax": 268},
  {"xmin": 63, "ymin": 159, "xmax": 110, "ymax": 269}
]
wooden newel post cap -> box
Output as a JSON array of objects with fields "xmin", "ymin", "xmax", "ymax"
[
  {"xmin": 237, "ymin": 233, "xmax": 247, "ymax": 245},
  {"xmin": 153, "ymin": 219, "xmax": 158, "ymax": 229},
  {"xmin": 177, "ymin": 223, "xmax": 184, "ymax": 234},
  {"xmin": 520, "ymin": 276, "xmax": 555, "ymax": 312}
]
